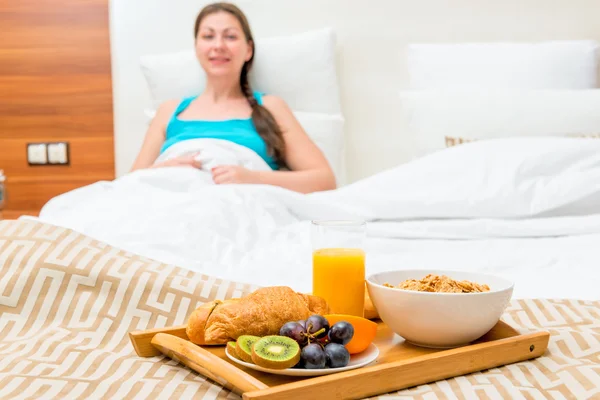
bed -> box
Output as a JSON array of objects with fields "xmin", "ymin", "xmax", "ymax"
[
  {"xmin": 3, "ymin": 19, "xmax": 600, "ymax": 399},
  {"xmin": 1, "ymin": 136, "xmax": 599, "ymax": 398}
]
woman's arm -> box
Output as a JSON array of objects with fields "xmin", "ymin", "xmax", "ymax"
[
  {"xmin": 255, "ymin": 95, "xmax": 337, "ymax": 193},
  {"xmin": 130, "ymin": 100, "xmax": 178, "ymax": 172}
]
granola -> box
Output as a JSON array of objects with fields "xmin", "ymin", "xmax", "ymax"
[{"xmin": 384, "ymin": 273, "xmax": 490, "ymax": 293}]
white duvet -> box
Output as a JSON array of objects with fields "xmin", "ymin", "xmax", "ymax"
[{"xmin": 34, "ymin": 137, "xmax": 600, "ymax": 300}]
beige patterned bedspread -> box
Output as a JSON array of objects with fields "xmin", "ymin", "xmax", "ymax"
[{"xmin": 0, "ymin": 220, "xmax": 598, "ymax": 399}]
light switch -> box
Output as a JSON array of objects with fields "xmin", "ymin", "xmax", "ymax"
[
  {"xmin": 27, "ymin": 143, "xmax": 47, "ymax": 165},
  {"xmin": 48, "ymin": 142, "xmax": 69, "ymax": 165}
]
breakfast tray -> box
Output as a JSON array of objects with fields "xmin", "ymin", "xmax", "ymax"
[{"xmin": 129, "ymin": 319, "xmax": 549, "ymax": 400}]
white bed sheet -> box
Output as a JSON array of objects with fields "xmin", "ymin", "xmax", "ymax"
[{"xmin": 30, "ymin": 137, "xmax": 600, "ymax": 301}]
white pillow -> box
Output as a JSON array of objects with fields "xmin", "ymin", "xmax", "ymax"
[
  {"xmin": 399, "ymin": 89, "xmax": 600, "ymax": 156},
  {"xmin": 143, "ymin": 109, "xmax": 346, "ymax": 185},
  {"xmin": 407, "ymin": 41, "xmax": 600, "ymax": 90},
  {"xmin": 140, "ymin": 28, "xmax": 341, "ymax": 114}
]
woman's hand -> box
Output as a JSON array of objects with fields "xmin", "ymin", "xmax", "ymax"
[
  {"xmin": 151, "ymin": 153, "xmax": 202, "ymax": 169},
  {"xmin": 211, "ymin": 165, "xmax": 257, "ymax": 184}
]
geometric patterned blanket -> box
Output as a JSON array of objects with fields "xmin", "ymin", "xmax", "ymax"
[{"xmin": 0, "ymin": 220, "xmax": 598, "ymax": 399}]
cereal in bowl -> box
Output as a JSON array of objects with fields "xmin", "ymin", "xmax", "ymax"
[{"xmin": 384, "ymin": 274, "xmax": 490, "ymax": 293}]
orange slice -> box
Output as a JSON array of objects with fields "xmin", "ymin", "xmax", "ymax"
[{"xmin": 324, "ymin": 314, "xmax": 378, "ymax": 354}]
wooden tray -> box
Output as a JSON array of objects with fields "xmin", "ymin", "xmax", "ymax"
[{"xmin": 129, "ymin": 319, "xmax": 550, "ymax": 400}]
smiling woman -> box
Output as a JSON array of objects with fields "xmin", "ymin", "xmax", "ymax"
[{"xmin": 130, "ymin": 2, "xmax": 336, "ymax": 194}]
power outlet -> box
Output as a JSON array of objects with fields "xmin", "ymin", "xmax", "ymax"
[
  {"xmin": 27, "ymin": 142, "xmax": 70, "ymax": 166},
  {"xmin": 27, "ymin": 143, "xmax": 48, "ymax": 165},
  {"xmin": 48, "ymin": 142, "xmax": 69, "ymax": 165}
]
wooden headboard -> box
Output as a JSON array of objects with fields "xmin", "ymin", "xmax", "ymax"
[{"xmin": 0, "ymin": 0, "xmax": 115, "ymax": 218}]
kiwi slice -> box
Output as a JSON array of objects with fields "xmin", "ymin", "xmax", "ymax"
[
  {"xmin": 226, "ymin": 341, "xmax": 237, "ymax": 358},
  {"xmin": 251, "ymin": 335, "xmax": 301, "ymax": 370},
  {"xmin": 236, "ymin": 335, "xmax": 260, "ymax": 363}
]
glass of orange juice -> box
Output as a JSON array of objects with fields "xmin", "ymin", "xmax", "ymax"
[{"xmin": 311, "ymin": 220, "xmax": 366, "ymax": 317}]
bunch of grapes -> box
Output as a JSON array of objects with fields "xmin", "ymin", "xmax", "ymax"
[{"xmin": 279, "ymin": 315, "xmax": 354, "ymax": 369}]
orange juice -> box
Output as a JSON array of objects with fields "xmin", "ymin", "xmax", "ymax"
[{"xmin": 312, "ymin": 248, "xmax": 365, "ymax": 317}]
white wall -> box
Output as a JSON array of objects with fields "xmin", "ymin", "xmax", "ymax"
[{"xmin": 109, "ymin": 0, "xmax": 600, "ymax": 182}]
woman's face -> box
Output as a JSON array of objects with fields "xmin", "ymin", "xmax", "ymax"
[{"xmin": 195, "ymin": 12, "xmax": 253, "ymax": 79}]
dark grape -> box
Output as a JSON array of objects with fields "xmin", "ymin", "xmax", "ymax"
[
  {"xmin": 306, "ymin": 315, "xmax": 329, "ymax": 339},
  {"xmin": 301, "ymin": 343, "xmax": 326, "ymax": 369},
  {"xmin": 279, "ymin": 322, "xmax": 307, "ymax": 346},
  {"xmin": 297, "ymin": 320, "xmax": 307, "ymax": 330},
  {"xmin": 325, "ymin": 343, "xmax": 350, "ymax": 368},
  {"xmin": 328, "ymin": 321, "xmax": 354, "ymax": 345}
]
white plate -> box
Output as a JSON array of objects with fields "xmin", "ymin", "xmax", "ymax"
[{"xmin": 225, "ymin": 343, "xmax": 379, "ymax": 377}]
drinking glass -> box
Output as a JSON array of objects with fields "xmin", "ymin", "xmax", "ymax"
[{"xmin": 311, "ymin": 220, "xmax": 366, "ymax": 317}]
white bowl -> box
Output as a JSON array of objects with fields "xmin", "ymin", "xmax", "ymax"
[{"xmin": 366, "ymin": 269, "xmax": 514, "ymax": 348}]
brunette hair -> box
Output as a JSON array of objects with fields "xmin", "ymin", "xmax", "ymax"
[{"xmin": 194, "ymin": 2, "xmax": 286, "ymax": 166}]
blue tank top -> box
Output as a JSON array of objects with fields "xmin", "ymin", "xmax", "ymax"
[{"xmin": 160, "ymin": 91, "xmax": 279, "ymax": 170}]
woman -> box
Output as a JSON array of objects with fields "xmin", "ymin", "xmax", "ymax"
[{"xmin": 131, "ymin": 2, "xmax": 336, "ymax": 194}]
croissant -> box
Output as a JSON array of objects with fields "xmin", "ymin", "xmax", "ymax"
[{"xmin": 186, "ymin": 286, "xmax": 330, "ymax": 345}]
